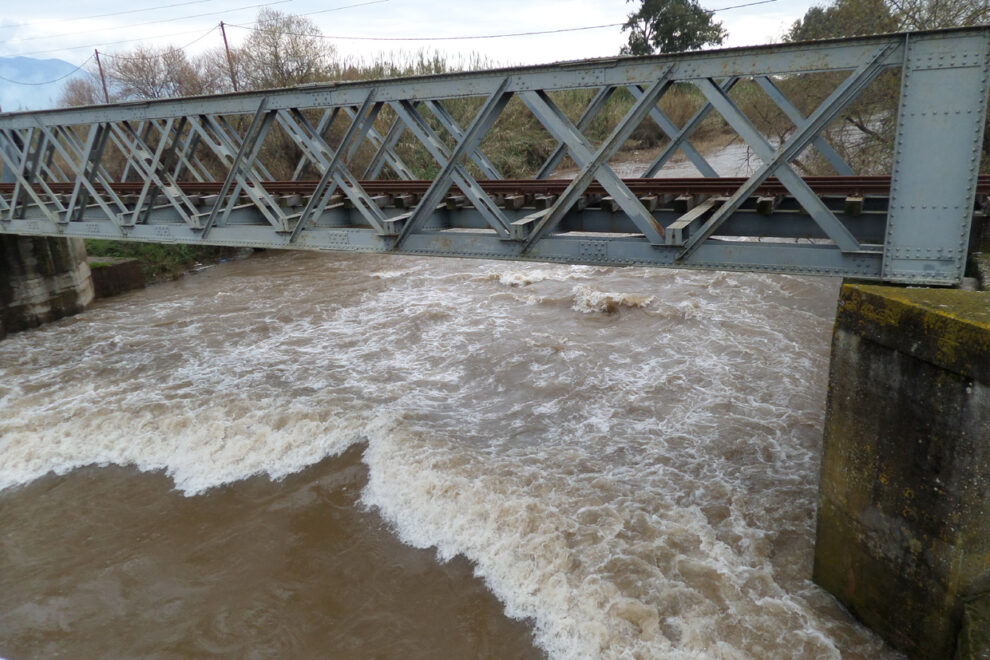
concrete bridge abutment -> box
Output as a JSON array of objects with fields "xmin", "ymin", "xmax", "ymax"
[
  {"xmin": 0, "ymin": 235, "xmax": 93, "ymax": 340},
  {"xmin": 815, "ymin": 283, "xmax": 990, "ymax": 658}
]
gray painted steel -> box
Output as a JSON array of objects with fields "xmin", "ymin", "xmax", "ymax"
[{"xmin": 1, "ymin": 28, "xmax": 988, "ymax": 283}]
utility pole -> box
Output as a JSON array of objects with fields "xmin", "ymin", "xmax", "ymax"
[
  {"xmin": 94, "ymin": 49, "xmax": 110, "ymax": 104},
  {"xmin": 220, "ymin": 22, "xmax": 239, "ymax": 92}
]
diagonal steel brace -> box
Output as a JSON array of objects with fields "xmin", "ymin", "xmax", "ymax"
[
  {"xmin": 286, "ymin": 92, "xmax": 391, "ymax": 241},
  {"xmin": 628, "ymin": 84, "xmax": 719, "ymax": 178},
  {"xmin": 641, "ymin": 77, "xmax": 738, "ymax": 178},
  {"xmin": 679, "ymin": 44, "xmax": 895, "ymax": 258},
  {"xmin": 389, "ymin": 79, "xmax": 513, "ymax": 245},
  {"xmin": 516, "ymin": 71, "xmax": 674, "ymax": 249}
]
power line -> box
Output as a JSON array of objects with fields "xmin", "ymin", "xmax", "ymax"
[
  {"xmin": 99, "ymin": 24, "xmax": 221, "ymax": 61},
  {"xmin": 1, "ymin": 0, "xmax": 776, "ymax": 64},
  {"xmin": 3, "ymin": 0, "xmax": 391, "ymax": 59},
  {"xmin": 0, "ymin": 0, "xmax": 297, "ymax": 58},
  {"xmin": 0, "ymin": 0, "xmax": 219, "ymax": 31},
  {"xmin": 9, "ymin": 0, "xmax": 295, "ymax": 45},
  {"xmin": 0, "ymin": 54, "xmax": 95, "ymax": 86},
  {"xmin": 7, "ymin": 26, "xmax": 219, "ymax": 58},
  {"xmin": 709, "ymin": 0, "xmax": 778, "ymax": 11},
  {"xmin": 297, "ymin": 0, "xmax": 390, "ymax": 17},
  {"xmin": 65, "ymin": 0, "xmax": 220, "ymax": 21},
  {"xmin": 225, "ymin": 21, "xmax": 627, "ymax": 42}
]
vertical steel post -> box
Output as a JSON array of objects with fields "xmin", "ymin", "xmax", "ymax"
[{"xmin": 883, "ymin": 31, "xmax": 990, "ymax": 284}]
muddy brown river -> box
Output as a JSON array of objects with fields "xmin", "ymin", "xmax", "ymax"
[{"xmin": 0, "ymin": 250, "xmax": 899, "ymax": 658}]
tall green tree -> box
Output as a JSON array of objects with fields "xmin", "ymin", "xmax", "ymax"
[
  {"xmin": 786, "ymin": 0, "xmax": 897, "ymax": 41},
  {"xmin": 621, "ymin": 0, "xmax": 727, "ymax": 55}
]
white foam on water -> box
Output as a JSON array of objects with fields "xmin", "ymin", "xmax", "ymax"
[
  {"xmin": 0, "ymin": 253, "xmax": 897, "ymax": 659},
  {"xmin": 570, "ymin": 285, "xmax": 656, "ymax": 314}
]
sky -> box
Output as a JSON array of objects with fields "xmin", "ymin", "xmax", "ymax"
[{"xmin": 0, "ymin": 0, "xmax": 820, "ymax": 72}]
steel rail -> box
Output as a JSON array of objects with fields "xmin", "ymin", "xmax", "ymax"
[{"xmin": 4, "ymin": 175, "xmax": 989, "ymax": 198}]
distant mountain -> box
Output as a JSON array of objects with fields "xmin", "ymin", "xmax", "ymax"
[{"xmin": 0, "ymin": 57, "xmax": 86, "ymax": 112}]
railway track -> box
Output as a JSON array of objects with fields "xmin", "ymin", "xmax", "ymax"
[{"xmin": 5, "ymin": 175, "xmax": 990, "ymax": 200}]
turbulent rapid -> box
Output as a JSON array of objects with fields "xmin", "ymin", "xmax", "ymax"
[{"xmin": 0, "ymin": 250, "xmax": 899, "ymax": 658}]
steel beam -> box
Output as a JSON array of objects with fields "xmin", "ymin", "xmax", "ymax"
[{"xmin": 0, "ymin": 28, "xmax": 987, "ymax": 285}]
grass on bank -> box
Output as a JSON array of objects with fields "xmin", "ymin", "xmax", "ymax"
[{"xmin": 84, "ymin": 240, "xmax": 238, "ymax": 281}]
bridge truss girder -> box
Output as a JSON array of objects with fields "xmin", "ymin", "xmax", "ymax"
[{"xmin": 0, "ymin": 27, "xmax": 988, "ymax": 284}]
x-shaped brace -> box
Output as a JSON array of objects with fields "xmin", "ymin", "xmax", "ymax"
[
  {"xmin": 516, "ymin": 68, "xmax": 674, "ymax": 250},
  {"xmin": 290, "ymin": 108, "xmax": 339, "ymax": 181},
  {"xmin": 283, "ymin": 93, "xmax": 391, "ymax": 241},
  {"xmin": 25, "ymin": 126, "xmax": 69, "ymax": 184},
  {"xmin": 628, "ymin": 84, "xmax": 719, "ymax": 177},
  {"xmin": 641, "ymin": 77, "xmax": 738, "ymax": 178},
  {"xmin": 362, "ymin": 113, "xmax": 412, "ymax": 180},
  {"xmin": 424, "ymin": 100, "xmax": 503, "ymax": 180},
  {"xmin": 39, "ymin": 123, "xmax": 130, "ymax": 230},
  {"xmin": 679, "ymin": 43, "xmax": 895, "ymax": 258},
  {"xmin": 389, "ymin": 77, "xmax": 513, "ymax": 247},
  {"xmin": 197, "ymin": 101, "xmax": 295, "ymax": 237},
  {"xmin": 108, "ymin": 119, "xmax": 202, "ymax": 228},
  {"xmin": 167, "ymin": 122, "xmax": 210, "ymax": 182},
  {"xmin": 753, "ymin": 76, "xmax": 854, "ymax": 176},
  {"xmin": 0, "ymin": 128, "xmax": 63, "ymax": 223},
  {"xmin": 535, "ymin": 86, "xmax": 616, "ymax": 179},
  {"xmin": 341, "ymin": 106, "xmax": 417, "ymax": 181}
]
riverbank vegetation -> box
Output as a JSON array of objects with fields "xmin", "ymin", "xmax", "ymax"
[{"xmin": 83, "ymin": 241, "xmax": 241, "ymax": 282}]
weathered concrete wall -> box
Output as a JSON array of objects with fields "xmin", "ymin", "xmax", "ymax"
[
  {"xmin": 0, "ymin": 235, "xmax": 93, "ymax": 339},
  {"xmin": 815, "ymin": 283, "xmax": 990, "ymax": 659},
  {"xmin": 88, "ymin": 257, "xmax": 145, "ymax": 299},
  {"xmin": 957, "ymin": 596, "xmax": 990, "ymax": 659}
]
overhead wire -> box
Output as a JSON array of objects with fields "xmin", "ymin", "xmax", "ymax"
[
  {"xmin": 709, "ymin": 0, "xmax": 778, "ymax": 12},
  {"xmin": 0, "ymin": 0, "xmax": 392, "ymax": 87},
  {"xmin": 0, "ymin": 0, "xmax": 220, "ymax": 30},
  {"xmin": 224, "ymin": 21, "xmax": 628, "ymax": 42},
  {"xmin": 9, "ymin": 0, "xmax": 295, "ymax": 45},
  {"xmin": 7, "ymin": 26, "xmax": 226, "ymax": 58},
  {"xmin": 223, "ymin": 0, "xmax": 777, "ymax": 43},
  {"xmin": 296, "ymin": 0, "xmax": 391, "ymax": 17},
  {"xmin": 1, "ymin": 0, "xmax": 388, "ymax": 58},
  {"xmin": 100, "ymin": 24, "xmax": 222, "ymax": 61},
  {"xmin": 1, "ymin": 0, "xmax": 779, "ymax": 67},
  {"xmin": 0, "ymin": 53, "xmax": 95, "ymax": 85}
]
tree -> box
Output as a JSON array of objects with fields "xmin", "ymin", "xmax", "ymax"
[
  {"xmin": 621, "ymin": 0, "xmax": 726, "ymax": 55},
  {"xmin": 106, "ymin": 46, "xmax": 206, "ymax": 100},
  {"xmin": 58, "ymin": 47, "xmax": 221, "ymax": 107},
  {"xmin": 58, "ymin": 76, "xmax": 108, "ymax": 107},
  {"xmin": 787, "ymin": 0, "xmax": 897, "ymax": 41},
  {"xmin": 783, "ymin": 0, "xmax": 990, "ymax": 174},
  {"xmin": 234, "ymin": 9, "xmax": 336, "ymax": 89},
  {"xmin": 886, "ymin": 0, "xmax": 990, "ymax": 30}
]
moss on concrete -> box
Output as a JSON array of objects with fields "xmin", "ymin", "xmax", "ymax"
[
  {"xmin": 837, "ymin": 284, "xmax": 990, "ymax": 382},
  {"xmin": 817, "ymin": 284, "xmax": 990, "ymax": 659},
  {"xmin": 969, "ymin": 253, "xmax": 990, "ymax": 290},
  {"xmin": 956, "ymin": 596, "xmax": 990, "ymax": 659}
]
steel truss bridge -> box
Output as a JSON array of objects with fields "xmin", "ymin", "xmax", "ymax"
[{"xmin": 1, "ymin": 27, "xmax": 988, "ymax": 285}]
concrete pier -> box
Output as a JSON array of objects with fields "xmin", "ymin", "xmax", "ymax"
[
  {"xmin": 815, "ymin": 283, "xmax": 990, "ymax": 658},
  {"xmin": 0, "ymin": 235, "xmax": 93, "ymax": 339}
]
